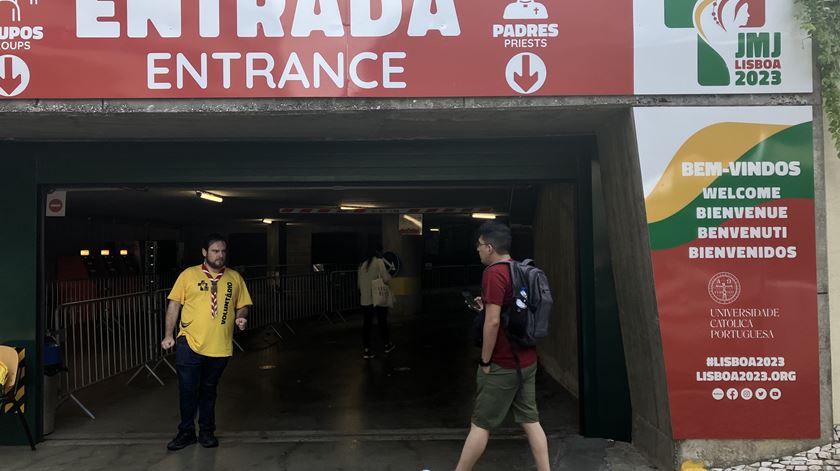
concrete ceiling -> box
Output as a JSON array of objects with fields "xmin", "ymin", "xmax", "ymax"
[
  {"xmin": 60, "ymin": 183, "xmax": 538, "ymax": 226},
  {"xmin": 0, "ymin": 95, "xmax": 815, "ymax": 141},
  {"xmin": 0, "ymin": 98, "xmax": 627, "ymax": 140}
]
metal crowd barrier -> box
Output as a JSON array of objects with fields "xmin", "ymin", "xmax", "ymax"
[
  {"xmin": 44, "ymin": 273, "xmax": 178, "ymax": 324},
  {"xmin": 327, "ymin": 270, "xmax": 360, "ymax": 322},
  {"xmin": 48, "ymin": 268, "xmax": 363, "ymax": 418},
  {"xmin": 49, "ymin": 289, "xmax": 173, "ymax": 419},
  {"xmin": 236, "ymin": 263, "xmax": 358, "ymax": 279},
  {"xmin": 44, "ymin": 265, "xmax": 358, "ymax": 315}
]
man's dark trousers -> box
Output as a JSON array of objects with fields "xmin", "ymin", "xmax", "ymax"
[{"xmin": 175, "ymin": 336, "xmax": 228, "ymax": 434}]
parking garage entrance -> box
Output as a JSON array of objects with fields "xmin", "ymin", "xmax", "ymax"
[{"xmin": 25, "ymin": 137, "xmax": 630, "ymax": 448}]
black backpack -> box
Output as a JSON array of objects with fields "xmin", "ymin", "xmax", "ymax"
[
  {"xmin": 497, "ymin": 259, "xmax": 553, "ymax": 347},
  {"xmin": 472, "ymin": 259, "xmax": 553, "ymax": 348}
]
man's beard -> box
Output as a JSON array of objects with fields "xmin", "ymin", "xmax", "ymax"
[{"xmin": 206, "ymin": 258, "xmax": 225, "ymax": 270}]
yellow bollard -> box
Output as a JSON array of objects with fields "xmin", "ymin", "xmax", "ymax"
[{"xmin": 680, "ymin": 461, "xmax": 708, "ymax": 471}]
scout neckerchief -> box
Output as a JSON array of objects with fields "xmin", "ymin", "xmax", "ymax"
[{"xmin": 201, "ymin": 263, "xmax": 225, "ymax": 319}]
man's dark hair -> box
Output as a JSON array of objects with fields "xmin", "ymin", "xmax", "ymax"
[
  {"xmin": 203, "ymin": 233, "xmax": 228, "ymax": 251},
  {"xmin": 477, "ymin": 222, "xmax": 511, "ymax": 255}
]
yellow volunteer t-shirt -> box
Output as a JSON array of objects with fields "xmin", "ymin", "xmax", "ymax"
[
  {"xmin": 0, "ymin": 360, "xmax": 7, "ymax": 389},
  {"xmin": 168, "ymin": 265, "xmax": 253, "ymax": 357}
]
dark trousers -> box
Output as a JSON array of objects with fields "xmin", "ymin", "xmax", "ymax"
[
  {"xmin": 175, "ymin": 336, "xmax": 228, "ymax": 434},
  {"xmin": 362, "ymin": 304, "xmax": 390, "ymax": 349}
]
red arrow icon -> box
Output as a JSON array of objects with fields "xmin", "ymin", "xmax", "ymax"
[
  {"xmin": 0, "ymin": 56, "xmax": 23, "ymax": 95},
  {"xmin": 513, "ymin": 54, "xmax": 540, "ymax": 93}
]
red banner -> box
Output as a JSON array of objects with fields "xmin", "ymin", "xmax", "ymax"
[
  {"xmin": 636, "ymin": 107, "xmax": 819, "ymax": 438},
  {"xmin": 0, "ymin": 0, "xmax": 633, "ymax": 99}
]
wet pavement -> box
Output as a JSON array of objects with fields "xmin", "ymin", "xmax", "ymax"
[
  {"xmin": 1, "ymin": 300, "xmax": 657, "ymax": 470},
  {"xmin": 49, "ymin": 303, "xmax": 578, "ymax": 436},
  {"xmin": 1, "ymin": 434, "xmax": 655, "ymax": 470}
]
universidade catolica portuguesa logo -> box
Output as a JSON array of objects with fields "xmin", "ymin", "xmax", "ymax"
[{"xmin": 665, "ymin": 0, "xmax": 782, "ymax": 87}]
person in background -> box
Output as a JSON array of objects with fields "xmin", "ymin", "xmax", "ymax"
[{"xmin": 357, "ymin": 244, "xmax": 396, "ymax": 359}]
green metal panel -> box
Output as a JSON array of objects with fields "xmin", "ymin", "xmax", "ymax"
[
  {"xmin": 0, "ymin": 146, "xmax": 41, "ymax": 444},
  {"xmin": 32, "ymin": 139, "xmax": 586, "ymax": 185},
  {"xmin": 577, "ymin": 153, "xmax": 633, "ymax": 440}
]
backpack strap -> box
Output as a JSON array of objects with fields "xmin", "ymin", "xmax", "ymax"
[
  {"xmin": 487, "ymin": 260, "xmax": 524, "ymax": 385},
  {"xmin": 487, "ymin": 260, "xmax": 514, "ymax": 270}
]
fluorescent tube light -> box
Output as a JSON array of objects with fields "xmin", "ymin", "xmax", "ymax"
[{"xmin": 197, "ymin": 191, "xmax": 224, "ymax": 203}]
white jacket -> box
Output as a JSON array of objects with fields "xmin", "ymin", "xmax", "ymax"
[{"xmin": 357, "ymin": 257, "xmax": 392, "ymax": 306}]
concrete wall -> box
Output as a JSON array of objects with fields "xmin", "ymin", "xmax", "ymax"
[
  {"xmin": 827, "ymin": 113, "xmax": 840, "ymax": 424},
  {"xmin": 0, "ymin": 94, "xmax": 828, "ymax": 463},
  {"xmin": 534, "ymin": 183, "xmax": 579, "ymax": 398},
  {"xmin": 597, "ymin": 111, "xmax": 675, "ymax": 469}
]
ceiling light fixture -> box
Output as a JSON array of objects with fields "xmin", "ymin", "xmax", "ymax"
[
  {"xmin": 197, "ymin": 191, "xmax": 224, "ymax": 203},
  {"xmin": 340, "ymin": 205, "xmax": 363, "ymax": 211},
  {"xmin": 120, "ymin": 249, "xmax": 129, "ymax": 256},
  {"xmin": 472, "ymin": 213, "xmax": 497, "ymax": 220},
  {"xmin": 430, "ymin": 228, "xmax": 440, "ymax": 232},
  {"xmin": 80, "ymin": 249, "xmax": 90, "ymax": 257},
  {"xmin": 262, "ymin": 219, "xmax": 273, "ymax": 224},
  {"xmin": 100, "ymin": 249, "xmax": 111, "ymax": 256},
  {"xmin": 402, "ymin": 214, "xmax": 423, "ymax": 228}
]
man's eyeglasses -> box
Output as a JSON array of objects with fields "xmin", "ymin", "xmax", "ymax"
[{"xmin": 475, "ymin": 243, "xmax": 492, "ymax": 249}]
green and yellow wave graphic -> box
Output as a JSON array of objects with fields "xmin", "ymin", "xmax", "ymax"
[{"xmin": 645, "ymin": 122, "xmax": 813, "ymax": 251}]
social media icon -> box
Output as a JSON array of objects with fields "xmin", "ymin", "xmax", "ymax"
[
  {"xmin": 755, "ymin": 388, "xmax": 768, "ymax": 400},
  {"xmin": 726, "ymin": 388, "xmax": 738, "ymax": 400},
  {"xmin": 712, "ymin": 388, "xmax": 724, "ymax": 400},
  {"xmin": 769, "ymin": 388, "xmax": 782, "ymax": 400},
  {"xmin": 741, "ymin": 388, "xmax": 753, "ymax": 400}
]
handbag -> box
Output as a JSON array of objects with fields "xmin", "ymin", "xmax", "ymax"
[{"xmin": 371, "ymin": 278, "xmax": 394, "ymax": 307}]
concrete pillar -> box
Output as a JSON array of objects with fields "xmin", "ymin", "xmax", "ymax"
[
  {"xmin": 597, "ymin": 110, "xmax": 674, "ymax": 469},
  {"xmin": 826, "ymin": 114, "xmax": 840, "ymax": 424},
  {"xmin": 285, "ymin": 223, "xmax": 312, "ymax": 275},
  {"xmin": 382, "ymin": 215, "xmax": 423, "ymax": 316},
  {"xmin": 266, "ymin": 222, "xmax": 281, "ymax": 274},
  {"xmin": 533, "ymin": 183, "xmax": 579, "ymax": 398}
]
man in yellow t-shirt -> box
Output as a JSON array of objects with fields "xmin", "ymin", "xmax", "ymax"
[{"xmin": 160, "ymin": 234, "xmax": 252, "ymax": 451}]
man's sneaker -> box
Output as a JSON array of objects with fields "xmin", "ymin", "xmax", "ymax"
[
  {"xmin": 384, "ymin": 343, "xmax": 396, "ymax": 354},
  {"xmin": 363, "ymin": 349, "xmax": 375, "ymax": 359},
  {"xmin": 167, "ymin": 431, "xmax": 197, "ymax": 451},
  {"xmin": 198, "ymin": 430, "xmax": 219, "ymax": 448}
]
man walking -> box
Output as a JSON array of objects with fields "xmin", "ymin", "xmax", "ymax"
[
  {"xmin": 455, "ymin": 222, "xmax": 550, "ymax": 471},
  {"xmin": 161, "ymin": 234, "xmax": 253, "ymax": 451}
]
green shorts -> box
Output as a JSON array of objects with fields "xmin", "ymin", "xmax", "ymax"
[{"xmin": 471, "ymin": 362, "xmax": 539, "ymax": 430}]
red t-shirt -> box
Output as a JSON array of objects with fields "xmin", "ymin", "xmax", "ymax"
[{"xmin": 482, "ymin": 261, "xmax": 537, "ymax": 369}]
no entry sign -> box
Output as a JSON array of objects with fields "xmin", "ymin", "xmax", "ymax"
[{"xmin": 45, "ymin": 190, "xmax": 66, "ymax": 217}]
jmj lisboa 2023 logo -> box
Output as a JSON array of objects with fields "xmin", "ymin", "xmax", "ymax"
[{"xmin": 664, "ymin": 0, "xmax": 783, "ymax": 87}]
